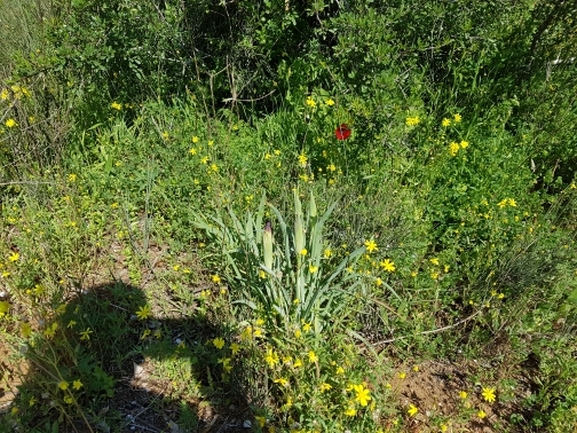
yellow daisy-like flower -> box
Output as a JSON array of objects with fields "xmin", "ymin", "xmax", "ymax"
[
  {"xmin": 273, "ymin": 377, "xmax": 289, "ymax": 387},
  {"xmin": 497, "ymin": 199, "xmax": 508, "ymax": 208},
  {"xmin": 298, "ymin": 153, "xmax": 308, "ymax": 167},
  {"xmin": 459, "ymin": 140, "xmax": 469, "ymax": 149},
  {"xmin": 265, "ymin": 347, "xmax": 279, "ymax": 367},
  {"xmin": 135, "ymin": 305, "xmax": 152, "ymax": 320},
  {"xmin": 380, "ymin": 258, "xmax": 396, "ymax": 272},
  {"xmin": 454, "ymin": 113, "xmax": 462, "ymax": 123},
  {"xmin": 449, "ymin": 141, "xmax": 460, "ymax": 156},
  {"xmin": 442, "ymin": 118, "xmax": 451, "ymax": 127},
  {"xmin": 110, "ymin": 102, "xmax": 122, "ymax": 110},
  {"xmin": 323, "ymin": 248, "xmax": 332, "ymax": 258},
  {"xmin": 212, "ymin": 337, "xmax": 225, "ymax": 349},
  {"xmin": 407, "ymin": 404, "xmax": 419, "ymax": 417},
  {"xmin": 58, "ymin": 381, "xmax": 69, "ymax": 391},
  {"xmin": 481, "ymin": 387, "xmax": 496, "ymax": 403},
  {"xmin": 192, "ymin": 136, "xmax": 200, "ymax": 143},
  {"xmin": 305, "ymin": 96, "xmax": 316, "ymax": 108},
  {"xmin": 364, "ymin": 239, "xmax": 378, "ymax": 253},
  {"xmin": 320, "ymin": 382, "xmax": 332, "ymax": 392},
  {"xmin": 353, "ymin": 384, "xmax": 372, "ymax": 407},
  {"xmin": 459, "ymin": 390, "xmax": 468, "ymax": 399},
  {"xmin": 73, "ymin": 380, "xmax": 83, "ymax": 390},
  {"xmin": 307, "ymin": 350, "xmax": 318, "ymax": 363},
  {"xmin": 308, "ymin": 264, "xmax": 318, "ymax": 274},
  {"xmin": 5, "ymin": 118, "xmax": 18, "ymax": 128},
  {"xmin": 211, "ymin": 274, "xmax": 221, "ymax": 284},
  {"xmin": 8, "ymin": 252, "xmax": 19, "ymax": 262},
  {"xmin": 230, "ymin": 342, "xmax": 241, "ymax": 355},
  {"xmin": 299, "ymin": 248, "xmax": 308, "ymax": 256},
  {"xmin": 325, "ymin": 98, "xmax": 335, "ymax": 106},
  {"xmin": 477, "ymin": 409, "xmax": 487, "ymax": 419}
]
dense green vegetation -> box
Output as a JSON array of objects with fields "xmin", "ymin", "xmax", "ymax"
[{"xmin": 1, "ymin": 0, "xmax": 576, "ymax": 432}]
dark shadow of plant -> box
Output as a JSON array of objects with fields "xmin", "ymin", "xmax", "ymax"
[{"xmin": 2, "ymin": 282, "xmax": 252, "ymax": 433}]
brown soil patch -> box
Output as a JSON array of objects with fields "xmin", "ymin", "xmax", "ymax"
[{"xmin": 390, "ymin": 360, "xmax": 529, "ymax": 432}]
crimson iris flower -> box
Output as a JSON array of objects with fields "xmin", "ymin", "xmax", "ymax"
[{"xmin": 335, "ymin": 123, "xmax": 351, "ymax": 140}]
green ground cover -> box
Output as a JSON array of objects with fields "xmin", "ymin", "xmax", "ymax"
[{"xmin": 0, "ymin": 1, "xmax": 576, "ymax": 432}]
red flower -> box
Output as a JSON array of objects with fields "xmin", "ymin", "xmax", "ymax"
[{"xmin": 335, "ymin": 123, "xmax": 351, "ymax": 140}]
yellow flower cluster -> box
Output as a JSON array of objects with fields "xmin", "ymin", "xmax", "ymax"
[{"xmin": 406, "ymin": 116, "xmax": 420, "ymax": 126}]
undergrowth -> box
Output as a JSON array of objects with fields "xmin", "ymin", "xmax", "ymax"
[{"xmin": 1, "ymin": 1, "xmax": 577, "ymax": 432}]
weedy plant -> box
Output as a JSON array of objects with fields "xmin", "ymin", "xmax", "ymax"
[{"xmin": 194, "ymin": 190, "xmax": 366, "ymax": 332}]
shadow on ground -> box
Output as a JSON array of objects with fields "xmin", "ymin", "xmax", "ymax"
[{"xmin": 0, "ymin": 281, "xmax": 254, "ymax": 433}]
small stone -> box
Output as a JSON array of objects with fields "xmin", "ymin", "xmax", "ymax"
[{"xmin": 242, "ymin": 420, "xmax": 252, "ymax": 428}]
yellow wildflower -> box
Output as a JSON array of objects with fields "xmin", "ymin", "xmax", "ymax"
[
  {"xmin": 274, "ymin": 377, "xmax": 289, "ymax": 387},
  {"xmin": 135, "ymin": 305, "xmax": 152, "ymax": 320},
  {"xmin": 364, "ymin": 239, "xmax": 378, "ymax": 253},
  {"xmin": 345, "ymin": 405, "xmax": 357, "ymax": 417},
  {"xmin": 5, "ymin": 118, "xmax": 18, "ymax": 128},
  {"xmin": 58, "ymin": 381, "xmax": 69, "ymax": 391},
  {"xmin": 307, "ymin": 350, "xmax": 318, "ymax": 363},
  {"xmin": 481, "ymin": 387, "xmax": 496, "ymax": 403},
  {"xmin": 454, "ymin": 113, "xmax": 462, "ymax": 123},
  {"xmin": 449, "ymin": 141, "xmax": 460, "ymax": 156},
  {"xmin": 110, "ymin": 102, "xmax": 122, "ymax": 110},
  {"xmin": 380, "ymin": 258, "xmax": 395, "ymax": 272},
  {"xmin": 72, "ymin": 380, "xmax": 83, "ymax": 390},
  {"xmin": 305, "ymin": 96, "xmax": 316, "ymax": 108},
  {"xmin": 407, "ymin": 404, "xmax": 419, "ymax": 416},
  {"xmin": 353, "ymin": 384, "xmax": 371, "ymax": 406},
  {"xmin": 405, "ymin": 116, "xmax": 420, "ymax": 126},
  {"xmin": 265, "ymin": 348, "xmax": 279, "ymax": 367},
  {"xmin": 442, "ymin": 118, "xmax": 451, "ymax": 127},
  {"xmin": 213, "ymin": 337, "xmax": 225, "ymax": 349},
  {"xmin": 79, "ymin": 328, "xmax": 93, "ymax": 341}
]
